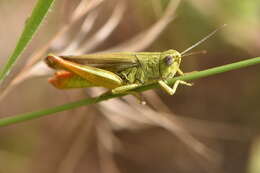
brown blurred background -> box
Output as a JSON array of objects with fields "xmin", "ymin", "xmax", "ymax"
[{"xmin": 0, "ymin": 0, "xmax": 260, "ymax": 173}]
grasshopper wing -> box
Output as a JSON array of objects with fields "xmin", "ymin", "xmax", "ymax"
[{"xmin": 60, "ymin": 52, "xmax": 139, "ymax": 72}]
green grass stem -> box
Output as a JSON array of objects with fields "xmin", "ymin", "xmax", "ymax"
[
  {"xmin": 0, "ymin": 56, "xmax": 259, "ymax": 127},
  {"xmin": 0, "ymin": 0, "xmax": 55, "ymax": 84}
]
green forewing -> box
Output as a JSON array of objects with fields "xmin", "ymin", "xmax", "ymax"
[{"xmin": 61, "ymin": 52, "xmax": 161, "ymax": 72}]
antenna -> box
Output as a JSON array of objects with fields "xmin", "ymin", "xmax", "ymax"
[
  {"xmin": 181, "ymin": 24, "xmax": 226, "ymax": 56},
  {"xmin": 182, "ymin": 50, "xmax": 207, "ymax": 57}
]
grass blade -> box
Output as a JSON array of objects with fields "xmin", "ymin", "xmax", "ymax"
[
  {"xmin": 0, "ymin": 56, "xmax": 259, "ymax": 127},
  {"xmin": 0, "ymin": 0, "xmax": 55, "ymax": 84}
]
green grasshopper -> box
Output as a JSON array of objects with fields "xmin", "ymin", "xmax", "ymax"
[{"xmin": 45, "ymin": 27, "xmax": 222, "ymax": 96}]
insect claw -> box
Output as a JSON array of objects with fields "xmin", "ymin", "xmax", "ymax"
[
  {"xmin": 131, "ymin": 92, "xmax": 146, "ymax": 105},
  {"xmin": 186, "ymin": 82, "xmax": 193, "ymax": 86}
]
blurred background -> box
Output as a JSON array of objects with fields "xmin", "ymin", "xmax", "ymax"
[{"xmin": 0, "ymin": 0, "xmax": 260, "ymax": 172}]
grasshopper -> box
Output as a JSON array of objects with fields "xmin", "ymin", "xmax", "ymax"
[{"xmin": 45, "ymin": 27, "xmax": 223, "ymax": 96}]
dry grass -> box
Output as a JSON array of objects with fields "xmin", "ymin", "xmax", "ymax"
[{"xmin": 1, "ymin": 0, "xmax": 259, "ymax": 173}]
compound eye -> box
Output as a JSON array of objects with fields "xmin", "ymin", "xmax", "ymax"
[{"xmin": 164, "ymin": 55, "xmax": 173, "ymax": 66}]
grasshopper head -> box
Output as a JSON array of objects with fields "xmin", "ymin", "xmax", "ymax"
[{"xmin": 159, "ymin": 49, "xmax": 182, "ymax": 79}]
